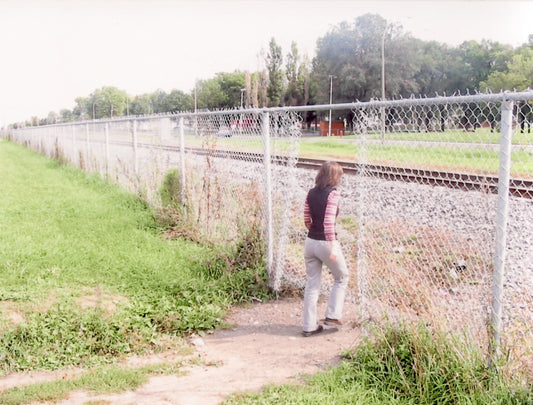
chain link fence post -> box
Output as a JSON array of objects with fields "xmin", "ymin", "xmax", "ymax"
[
  {"xmin": 71, "ymin": 125, "xmax": 77, "ymax": 167},
  {"xmin": 104, "ymin": 122, "xmax": 110, "ymax": 178},
  {"xmin": 85, "ymin": 123, "xmax": 90, "ymax": 166},
  {"xmin": 178, "ymin": 116, "xmax": 186, "ymax": 209},
  {"xmin": 132, "ymin": 119, "xmax": 139, "ymax": 192},
  {"xmin": 353, "ymin": 106, "xmax": 371, "ymax": 324},
  {"xmin": 490, "ymin": 99, "xmax": 513, "ymax": 362},
  {"xmin": 262, "ymin": 111, "xmax": 274, "ymax": 286}
]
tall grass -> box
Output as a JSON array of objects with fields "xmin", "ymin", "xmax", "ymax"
[
  {"xmin": 0, "ymin": 141, "xmax": 271, "ymax": 375},
  {"xmin": 227, "ymin": 323, "xmax": 532, "ymax": 404}
]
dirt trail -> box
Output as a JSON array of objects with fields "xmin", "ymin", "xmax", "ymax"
[{"xmin": 1, "ymin": 298, "xmax": 362, "ymax": 405}]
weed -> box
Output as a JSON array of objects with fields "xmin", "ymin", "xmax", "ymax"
[
  {"xmin": 52, "ymin": 138, "xmax": 69, "ymax": 165},
  {"xmin": 156, "ymin": 165, "xmax": 272, "ymax": 299},
  {"xmin": 338, "ymin": 323, "xmax": 532, "ymax": 404},
  {"xmin": 159, "ymin": 168, "xmax": 183, "ymax": 208},
  {"xmin": 225, "ymin": 323, "xmax": 532, "ymax": 404}
]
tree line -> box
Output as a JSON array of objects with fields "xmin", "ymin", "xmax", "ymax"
[{"xmin": 19, "ymin": 13, "xmax": 533, "ymax": 128}]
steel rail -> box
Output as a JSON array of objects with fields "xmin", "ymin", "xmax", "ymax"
[
  {"xmin": 294, "ymin": 156, "xmax": 532, "ymax": 198},
  {"xmin": 107, "ymin": 139, "xmax": 533, "ymax": 199}
]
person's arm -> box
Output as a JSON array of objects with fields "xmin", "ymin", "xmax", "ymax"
[
  {"xmin": 304, "ymin": 197, "xmax": 312, "ymax": 230},
  {"xmin": 324, "ymin": 190, "xmax": 340, "ymax": 261}
]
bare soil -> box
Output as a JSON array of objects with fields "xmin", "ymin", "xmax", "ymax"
[{"xmin": 0, "ymin": 297, "xmax": 362, "ymax": 405}]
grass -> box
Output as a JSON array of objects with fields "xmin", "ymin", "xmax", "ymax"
[
  {"xmin": 182, "ymin": 126, "xmax": 533, "ymax": 177},
  {"xmin": 0, "ymin": 361, "xmax": 186, "ymax": 405},
  {"xmin": 359, "ymin": 127, "xmax": 533, "ymax": 144},
  {"xmin": 225, "ymin": 323, "xmax": 532, "ymax": 404},
  {"xmin": 0, "ymin": 140, "xmax": 271, "ymax": 377},
  {"xmin": 298, "ymin": 137, "xmax": 533, "ymax": 176}
]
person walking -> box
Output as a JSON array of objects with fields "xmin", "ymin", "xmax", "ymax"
[{"xmin": 302, "ymin": 161, "xmax": 349, "ymax": 337}]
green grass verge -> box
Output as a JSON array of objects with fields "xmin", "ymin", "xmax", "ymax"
[
  {"xmin": 183, "ymin": 127, "xmax": 533, "ymax": 177},
  {"xmin": 0, "ymin": 362, "xmax": 185, "ymax": 405},
  {"xmin": 226, "ymin": 323, "xmax": 532, "ymax": 404},
  {"xmin": 0, "ymin": 140, "xmax": 271, "ymax": 376},
  {"xmin": 299, "ymin": 140, "xmax": 533, "ymax": 176}
]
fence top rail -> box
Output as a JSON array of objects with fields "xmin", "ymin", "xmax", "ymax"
[{"xmin": 13, "ymin": 90, "xmax": 533, "ymax": 131}]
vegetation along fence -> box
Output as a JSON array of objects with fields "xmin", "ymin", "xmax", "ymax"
[{"xmin": 5, "ymin": 90, "xmax": 533, "ymax": 378}]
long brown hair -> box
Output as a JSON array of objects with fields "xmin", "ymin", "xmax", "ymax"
[{"xmin": 315, "ymin": 161, "xmax": 343, "ymax": 189}]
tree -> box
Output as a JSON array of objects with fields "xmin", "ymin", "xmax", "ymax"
[
  {"xmin": 413, "ymin": 40, "xmax": 453, "ymax": 96},
  {"xmin": 259, "ymin": 70, "xmax": 268, "ymax": 108},
  {"xmin": 196, "ymin": 77, "xmax": 226, "ymax": 110},
  {"xmin": 284, "ymin": 41, "xmax": 311, "ymax": 106},
  {"xmin": 87, "ymin": 86, "xmax": 128, "ymax": 119},
  {"xmin": 74, "ymin": 97, "xmax": 89, "ymax": 120},
  {"xmin": 47, "ymin": 111, "xmax": 58, "ymax": 124},
  {"xmin": 481, "ymin": 47, "xmax": 533, "ymax": 91},
  {"xmin": 299, "ymin": 54, "xmax": 312, "ymax": 106},
  {"xmin": 196, "ymin": 71, "xmax": 246, "ymax": 109},
  {"xmin": 443, "ymin": 40, "xmax": 513, "ymax": 94},
  {"xmin": 244, "ymin": 71, "xmax": 252, "ymax": 108},
  {"xmin": 250, "ymin": 73, "xmax": 258, "ymax": 108},
  {"xmin": 383, "ymin": 33, "xmax": 422, "ymax": 97},
  {"xmin": 60, "ymin": 109, "xmax": 75, "ymax": 122},
  {"xmin": 129, "ymin": 94, "xmax": 153, "ymax": 115},
  {"xmin": 266, "ymin": 38, "xmax": 284, "ymax": 106},
  {"xmin": 313, "ymin": 15, "xmax": 392, "ymax": 103},
  {"xmin": 311, "ymin": 14, "xmax": 518, "ymax": 103},
  {"xmin": 217, "ymin": 71, "xmax": 246, "ymax": 108},
  {"xmin": 150, "ymin": 89, "xmax": 166, "ymax": 114},
  {"xmin": 161, "ymin": 89, "xmax": 193, "ymax": 113},
  {"xmin": 284, "ymin": 41, "xmax": 300, "ymax": 105}
]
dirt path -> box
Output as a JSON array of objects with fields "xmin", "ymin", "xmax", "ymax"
[{"xmin": 1, "ymin": 297, "xmax": 362, "ymax": 405}]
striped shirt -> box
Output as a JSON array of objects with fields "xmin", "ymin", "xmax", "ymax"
[{"xmin": 304, "ymin": 187, "xmax": 340, "ymax": 241}]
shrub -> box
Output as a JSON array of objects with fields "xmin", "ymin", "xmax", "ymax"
[
  {"xmin": 159, "ymin": 168, "xmax": 183, "ymax": 208},
  {"xmin": 340, "ymin": 322, "xmax": 532, "ymax": 404}
]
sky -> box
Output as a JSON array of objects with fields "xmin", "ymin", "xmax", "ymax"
[{"xmin": 1, "ymin": 0, "xmax": 532, "ymax": 126}]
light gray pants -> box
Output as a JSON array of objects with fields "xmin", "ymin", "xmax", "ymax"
[{"xmin": 303, "ymin": 237, "xmax": 349, "ymax": 332}]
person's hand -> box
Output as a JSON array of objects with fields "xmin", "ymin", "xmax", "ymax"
[{"xmin": 329, "ymin": 242, "xmax": 339, "ymax": 263}]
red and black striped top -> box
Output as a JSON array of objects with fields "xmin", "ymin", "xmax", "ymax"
[{"xmin": 304, "ymin": 186, "xmax": 340, "ymax": 241}]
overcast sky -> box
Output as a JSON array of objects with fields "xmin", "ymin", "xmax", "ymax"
[{"xmin": 1, "ymin": 0, "xmax": 532, "ymax": 126}]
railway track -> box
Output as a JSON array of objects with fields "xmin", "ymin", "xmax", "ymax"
[
  {"xmin": 110, "ymin": 140, "xmax": 533, "ymax": 199},
  {"xmin": 296, "ymin": 157, "xmax": 533, "ymax": 199}
]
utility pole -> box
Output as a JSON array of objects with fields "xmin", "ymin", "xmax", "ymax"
[
  {"xmin": 328, "ymin": 75, "xmax": 335, "ymax": 136},
  {"xmin": 381, "ymin": 22, "xmax": 391, "ymax": 142}
]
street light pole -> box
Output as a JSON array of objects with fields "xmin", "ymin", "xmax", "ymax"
[
  {"xmin": 381, "ymin": 27, "xmax": 387, "ymax": 103},
  {"xmin": 328, "ymin": 75, "xmax": 335, "ymax": 136},
  {"xmin": 380, "ymin": 23, "xmax": 391, "ymax": 142}
]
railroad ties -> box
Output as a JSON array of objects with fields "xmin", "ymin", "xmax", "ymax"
[{"xmin": 109, "ymin": 140, "xmax": 533, "ymax": 199}]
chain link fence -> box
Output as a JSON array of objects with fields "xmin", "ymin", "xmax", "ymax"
[
  {"xmin": 4, "ymin": 91, "xmax": 533, "ymax": 379},
  {"xmin": 349, "ymin": 96, "xmax": 531, "ymax": 379}
]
